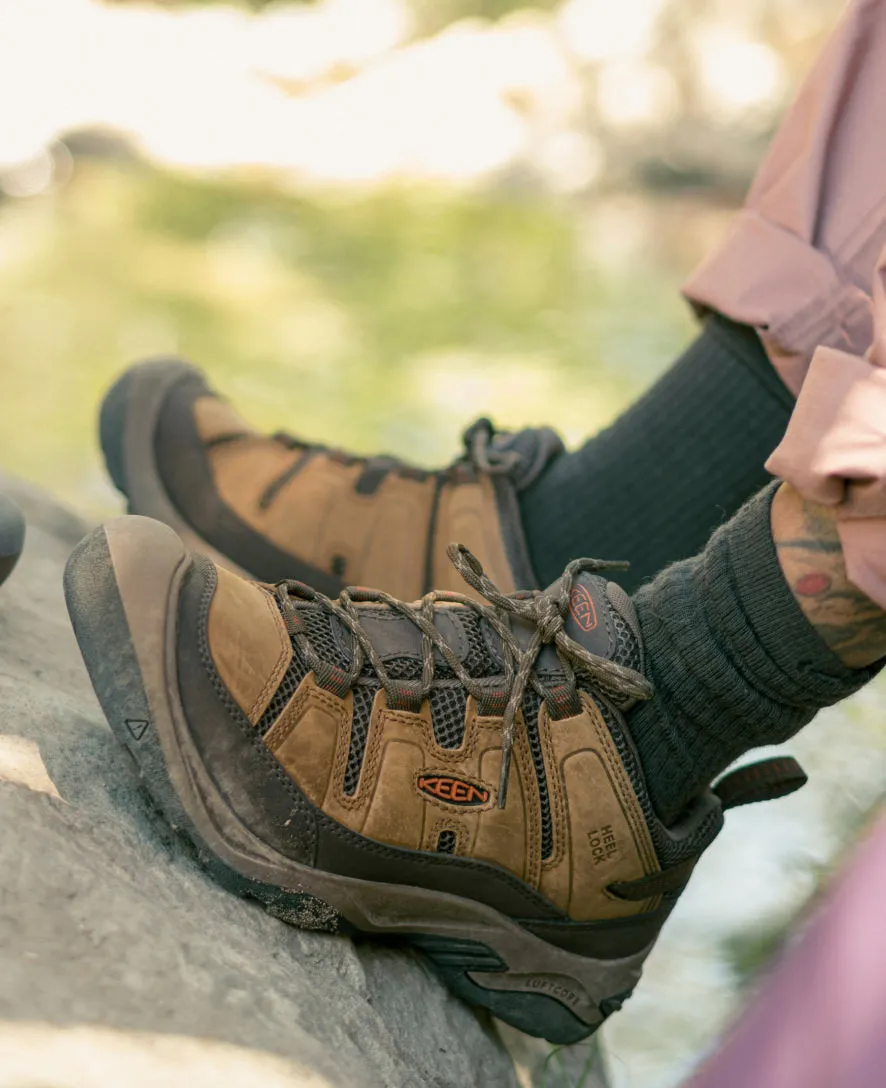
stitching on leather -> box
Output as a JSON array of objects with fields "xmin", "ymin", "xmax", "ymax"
[
  {"xmin": 596, "ymin": 733, "xmax": 649, "ymax": 868},
  {"xmin": 424, "ymin": 699, "xmax": 481, "ymax": 763},
  {"xmin": 262, "ymin": 682, "xmax": 310, "ymax": 752},
  {"xmin": 248, "ymin": 587, "xmax": 294, "ymax": 723},
  {"xmin": 414, "ymin": 769, "xmax": 497, "ymax": 815},
  {"xmin": 583, "ymin": 694, "xmax": 648, "ymax": 857},
  {"xmin": 539, "ymin": 703, "xmax": 567, "ymax": 871},
  {"xmin": 317, "ymin": 815, "xmax": 556, "ymax": 912},
  {"xmin": 365, "ymin": 704, "xmax": 430, "ymax": 780},
  {"xmin": 581, "ymin": 693, "xmax": 659, "ymax": 912},
  {"xmin": 263, "ymin": 676, "xmax": 353, "ymax": 815},
  {"xmin": 427, "ymin": 816, "xmax": 466, "ymax": 853},
  {"xmin": 512, "ymin": 727, "xmax": 541, "ymax": 884},
  {"xmin": 331, "ymin": 695, "xmax": 541, "ymax": 890},
  {"xmin": 309, "ymin": 688, "xmax": 554, "ymax": 909},
  {"xmin": 470, "ymin": 706, "xmax": 541, "ymax": 884},
  {"xmin": 330, "ymin": 684, "xmax": 374, "ymax": 814},
  {"xmin": 195, "ymin": 563, "xmax": 561, "ymax": 916},
  {"xmin": 195, "ymin": 562, "xmax": 318, "ymax": 860}
]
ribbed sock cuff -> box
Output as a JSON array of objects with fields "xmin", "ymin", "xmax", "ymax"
[
  {"xmin": 519, "ymin": 315, "xmax": 794, "ymax": 593},
  {"xmin": 629, "ymin": 483, "xmax": 878, "ymax": 823}
]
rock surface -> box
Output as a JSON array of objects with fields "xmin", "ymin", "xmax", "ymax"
[
  {"xmin": 0, "ymin": 475, "xmax": 609, "ymax": 1088},
  {"xmin": 0, "ymin": 476, "xmax": 520, "ymax": 1088}
]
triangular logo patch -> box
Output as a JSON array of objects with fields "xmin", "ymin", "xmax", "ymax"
[{"xmin": 125, "ymin": 719, "xmax": 149, "ymax": 741}]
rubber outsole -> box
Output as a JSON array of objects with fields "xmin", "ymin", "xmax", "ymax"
[{"xmin": 64, "ymin": 518, "xmax": 652, "ymax": 1044}]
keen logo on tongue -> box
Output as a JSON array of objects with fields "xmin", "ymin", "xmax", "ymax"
[
  {"xmin": 569, "ymin": 584, "xmax": 598, "ymax": 632},
  {"xmin": 564, "ymin": 576, "xmax": 615, "ymax": 660}
]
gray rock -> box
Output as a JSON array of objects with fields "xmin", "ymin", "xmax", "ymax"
[
  {"xmin": 0, "ymin": 493, "xmax": 25, "ymax": 589},
  {"xmin": 0, "ymin": 475, "xmax": 522, "ymax": 1088}
]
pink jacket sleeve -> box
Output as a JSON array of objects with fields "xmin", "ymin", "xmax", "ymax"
[
  {"xmin": 766, "ymin": 253, "xmax": 886, "ymax": 609},
  {"xmin": 684, "ymin": 0, "xmax": 886, "ymax": 610},
  {"xmin": 684, "ymin": 809, "xmax": 886, "ymax": 1088},
  {"xmin": 681, "ymin": 6, "xmax": 886, "ymax": 1080}
]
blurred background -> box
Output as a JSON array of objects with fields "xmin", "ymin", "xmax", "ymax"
[{"xmin": 3, "ymin": 0, "xmax": 883, "ymax": 1085}]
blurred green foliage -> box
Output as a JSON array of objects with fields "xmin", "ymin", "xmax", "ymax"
[
  {"xmin": 104, "ymin": 0, "xmax": 302, "ymax": 8},
  {"xmin": 0, "ymin": 156, "xmax": 695, "ymax": 517},
  {"xmin": 403, "ymin": 0, "xmax": 560, "ymax": 34},
  {"xmin": 101, "ymin": 0, "xmax": 553, "ymax": 19},
  {"xmin": 101, "ymin": 0, "xmax": 563, "ymax": 41},
  {"xmin": 720, "ymin": 908, "xmax": 799, "ymax": 990},
  {"xmin": 138, "ymin": 173, "xmax": 585, "ymax": 361}
]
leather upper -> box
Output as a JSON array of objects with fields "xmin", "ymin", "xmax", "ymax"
[
  {"xmin": 153, "ymin": 368, "xmax": 562, "ymax": 600},
  {"xmin": 193, "ymin": 554, "xmax": 674, "ymax": 924}
]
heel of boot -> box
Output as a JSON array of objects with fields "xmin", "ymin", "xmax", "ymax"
[{"xmin": 409, "ymin": 934, "xmax": 621, "ymax": 1044}]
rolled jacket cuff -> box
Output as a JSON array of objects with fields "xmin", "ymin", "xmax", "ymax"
[
  {"xmin": 766, "ymin": 345, "xmax": 886, "ymax": 609},
  {"xmin": 683, "ymin": 211, "xmax": 874, "ymax": 397}
]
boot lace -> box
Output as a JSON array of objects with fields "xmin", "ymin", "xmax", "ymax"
[
  {"xmin": 264, "ymin": 418, "xmax": 521, "ymax": 508},
  {"xmin": 274, "ymin": 544, "xmax": 653, "ymax": 807}
]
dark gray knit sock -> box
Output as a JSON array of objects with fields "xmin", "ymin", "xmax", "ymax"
[
  {"xmin": 520, "ymin": 314, "xmax": 794, "ymax": 593},
  {"xmin": 628, "ymin": 484, "xmax": 880, "ymax": 825}
]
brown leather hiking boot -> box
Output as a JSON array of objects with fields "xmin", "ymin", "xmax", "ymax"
[
  {"xmin": 65, "ymin": 516, "xmax": 802, "ymax": 1043},
  {"xmin": 99, "ymin": 360, "xmax": 564, "ymax": 599}
]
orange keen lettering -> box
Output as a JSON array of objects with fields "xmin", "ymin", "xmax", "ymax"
[
  {"xmin": 569, "ymin": 584, "xmax": 598, "ymax": 632},
  {"xmin": 417, "ymin": 775, "xmax": 490, "ymax": 807}
]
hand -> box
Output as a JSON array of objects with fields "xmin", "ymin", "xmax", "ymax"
[{"xmin": 772, "ymin": 483, "xmax": 886, "ymax": 669}]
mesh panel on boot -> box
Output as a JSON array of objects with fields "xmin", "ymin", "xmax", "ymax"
[
  {"xmin": 371, "ymin": 656, "xmax": 423, "ymax": 681},
  {"xmin": 256, "ymin": 603, "xmax": 348, "ymax": 737},
  {"xmin": 610, "ymin": 610, "xmax": 642, "ymax": 673},
  {"xmin": 522, "ymin": 689, "xmax": 553, "ymax": 860},
  {"xmin": 429, "ymin": 685, "xmax": 468, "ymax": 749},
  {"xmin": 256, "ymin": 645, "xmax": 309, "ymax": 735},
  {"xmin": 461, "ymin": 611, "xmax": 498, "ymax": 675},
  {"xmin": 299, "ymin": 607, "xmax": 350, "ymax": 669},
  {"xmin": 257, "ymin": 596, "xmax": 563, "ymax": 847},
  {"xmin": 343, "ymin": 683, "xmax": 378, "ymax": 795},
  {"xmin": 437, "ymin": 830, "xmax": 457, "ymax": 854},
  {"xmin": 232, "ymin": 583, "xmax": 719, "ymax": 883}
]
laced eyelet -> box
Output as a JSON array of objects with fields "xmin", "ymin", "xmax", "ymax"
[{"xmin": 274, "ymin": 546, "xmax": 653, "ymax": 811}]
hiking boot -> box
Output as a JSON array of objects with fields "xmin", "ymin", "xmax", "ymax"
[
  {"xmin": 64, "ymin": 516, "xmax": 802, "ymax": 1044},
  {"xmin": 99, "ymin": 360, "xmax": 564, "ymax": 599}
]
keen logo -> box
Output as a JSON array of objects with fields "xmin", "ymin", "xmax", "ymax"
[
  {"xmin": 417, "ymin": 774, "xmax": 490, "ymax": 807},
  {"xmin": 569, "ymin": 584, "xmax": 598, "ymax": 633}
]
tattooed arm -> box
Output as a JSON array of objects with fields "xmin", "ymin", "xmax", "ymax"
[{"xmin": 771, "ymin": 482, "xmax": 886, "ymax": 669}]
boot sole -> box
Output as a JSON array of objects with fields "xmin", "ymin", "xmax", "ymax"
[
  {"xmin": 65, "ymin": 517, "xmax": 652, "ymax": 1045},
  {"xmin": 99, "ymin": 359, "xmax": 253, "ymax": 579}
]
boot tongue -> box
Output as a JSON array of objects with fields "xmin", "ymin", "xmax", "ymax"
[
  {"xmin": 560, "ymin": 573, "xmax": 616, "ymax": 659},
  {"xmin": 558, "ymin": 572, "xmax": 644, "ymax": 671},
  {"xmin": 502, "ymin": 572, "xmax": 643, "ymax": 675}
]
